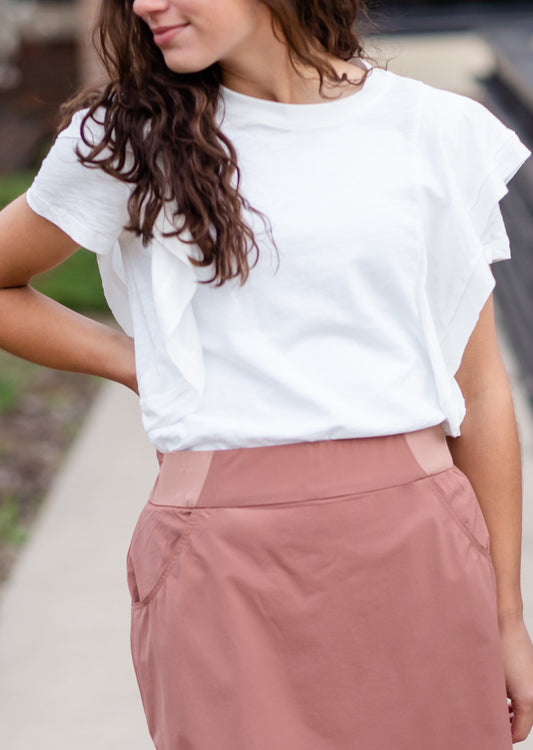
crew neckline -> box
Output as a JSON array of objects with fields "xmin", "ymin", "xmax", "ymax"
[{"xmin": 218, "ymin": 58, "xmax": 390, "ymax": 130}]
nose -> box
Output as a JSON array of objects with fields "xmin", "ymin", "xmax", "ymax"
[{"xmin": 131, "ymin": 0, "xmax": 170, "ymax": 20}]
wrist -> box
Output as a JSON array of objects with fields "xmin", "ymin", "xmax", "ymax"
[{"xmin": 497, "ymin": 598, "xmax": 524, "ymax": 629}]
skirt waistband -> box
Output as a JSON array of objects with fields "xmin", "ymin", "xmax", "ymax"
[{"xmin": 151, "ymin": 424, "xmax": 454, "ymax": 509}]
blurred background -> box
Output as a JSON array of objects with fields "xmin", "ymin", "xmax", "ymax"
[{"xmin": 0, "ymin": 2, "xmax": 533, "ymax": 747}]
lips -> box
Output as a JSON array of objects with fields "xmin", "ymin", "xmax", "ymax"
[
  {"xmin": 152, "ymin": 23, "xmax": 186, "ymax": 34},
  {"xmin": 152, "ymin": 23, "xmax": 189, "ymax": 46}
]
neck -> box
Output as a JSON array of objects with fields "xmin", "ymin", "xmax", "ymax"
[{"xmin": 217, "ymin": 8, "xmax": 365, "ymax": 105}]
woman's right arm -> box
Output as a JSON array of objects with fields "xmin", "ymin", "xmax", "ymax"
[{"xmin": 0, "ymin": 193, "xmax": 138, "ymax": 394}]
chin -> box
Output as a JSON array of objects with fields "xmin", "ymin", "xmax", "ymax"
[{"xmin": 162, "ymin": 50, "xmax": 217, "ymax": 76}]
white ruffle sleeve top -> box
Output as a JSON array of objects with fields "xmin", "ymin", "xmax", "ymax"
[{"xmin": 25, "ymin": 59, "xmax": 531, "ymax": 451}]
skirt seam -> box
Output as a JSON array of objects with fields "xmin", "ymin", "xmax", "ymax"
[{"xmin": 144, "ymin": 466, "xmax": 457, "ymax": 512}]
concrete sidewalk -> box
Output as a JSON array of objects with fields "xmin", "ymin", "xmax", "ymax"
[
  {"xmin": 0, "ymin": 382, "xmax": 157, "ymax": 749},
  {"xmin": 0, "ymin": 31, "xmax": 532, "ymax": 750}
]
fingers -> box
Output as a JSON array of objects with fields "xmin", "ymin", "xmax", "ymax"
[{"xmin": 508, "ymin": 695, "xmax": 533, "ymax": 743}]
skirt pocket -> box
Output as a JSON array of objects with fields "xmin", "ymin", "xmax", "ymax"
[
  {"xmin": 126, "ymin": 501, "xmax": 201, "ymax": 609},
  {"xmin": 428, "ymin": 465, "xmax": 492, "ymax": 560}
]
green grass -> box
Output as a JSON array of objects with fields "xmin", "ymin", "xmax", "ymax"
[
  {"xmin": 0, "ymin": 350, "xmax": 38, "ymax": 413},
  {"xmin": 0, "ymin": 170, "xmax": 110, "ymax": 314},
  {"xmin": 0, "ymin": 170, "xmax": 36, "ymax": 206},
  {"xmin": 0, "ymin": 493, "xmax": 28, "ymax": 546},
  {"xmin": 0, "ymin": 375, "xmax": 23, "ymax": 413},
  {"xmin": 32, "ymin": 251, "xmax": 109, "ymax": 313}
]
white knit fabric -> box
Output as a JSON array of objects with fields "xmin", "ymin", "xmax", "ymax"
[{"xmin": 25, "ymin": 60, "xmax": 531, "ymax": 450}]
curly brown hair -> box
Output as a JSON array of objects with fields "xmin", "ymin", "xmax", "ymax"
[{"xmin": 58, "ymin": 1, "xmax": 383, "ymax": 287}]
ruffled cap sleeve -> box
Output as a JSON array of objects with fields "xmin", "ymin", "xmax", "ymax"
[
  {"xmin": 25, "ymin": 107, "xmax": 134, "ymax": 335},
  {"xmin": 417, "ymin": 84, "xmax": 531, "ymax": 436}
]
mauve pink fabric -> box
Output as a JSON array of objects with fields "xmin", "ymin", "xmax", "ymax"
[{"xmin": 127, "ymin": 425, "xmax": 512, "ymax": 749}]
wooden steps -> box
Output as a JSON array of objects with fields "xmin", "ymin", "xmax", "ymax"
[{"xmin": 476, "ymin": 21, "xmax": 533, "ymax": 405}]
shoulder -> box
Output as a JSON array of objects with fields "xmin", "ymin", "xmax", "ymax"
[
  {"xmin": 57, "ymin": 105, "xmax": 108, "ymax": 140},
  {"xmin": 371, "ymin": 65, "xmax": 504, "ymax": 144},
  {"xmin": 415, "ymin": 79, "xmax": 515, "ymax": 155},
  {"xmin": 417, "ymin": 79, "xmax": 484, "ymax": 118},
  {"xmin": 27, "ymin": 102, "xmax": 134, "ymax": 219}
]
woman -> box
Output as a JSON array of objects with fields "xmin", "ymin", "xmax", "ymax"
[{"xmin": 0, "ymin": 0, "xmax": 532, "ymax": 747}]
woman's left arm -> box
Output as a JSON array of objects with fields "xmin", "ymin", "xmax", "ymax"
[{"xmin": 447, "ymin": 292, "xmax": 533, "ymax": 742}]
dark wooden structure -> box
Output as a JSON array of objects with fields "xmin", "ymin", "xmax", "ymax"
[
  {"xmin": 475, "ymin": 22, "xmax": 533, "ymax": 404},
  {"xmin": 367, "ymin": 2, "xmax": 533, "ymax": 34},
  {"xmin": 0, "ymin": 37, "xmax": 78, "ymax": 173},
  {"xmin": 0, "ymin": 2, "xmax": 79, "ymax": 175}
]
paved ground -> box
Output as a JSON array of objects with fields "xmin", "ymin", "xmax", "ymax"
[
  {"xmin": 0, "ymin": 382, "xmax": 156, "ymax": 749},
  {"xmin": 1, "ymin": 31, "xmax": 532, "ymax": 749}
]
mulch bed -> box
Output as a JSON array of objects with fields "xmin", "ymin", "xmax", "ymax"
[{"xmin": 0, "ymin": 367, "xmax": 102, "ymax": 584}]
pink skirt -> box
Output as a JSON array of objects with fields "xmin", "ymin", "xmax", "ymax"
[{"xmin": 126, "ymin": 425, "xmax": 512, "ymax": 749}]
